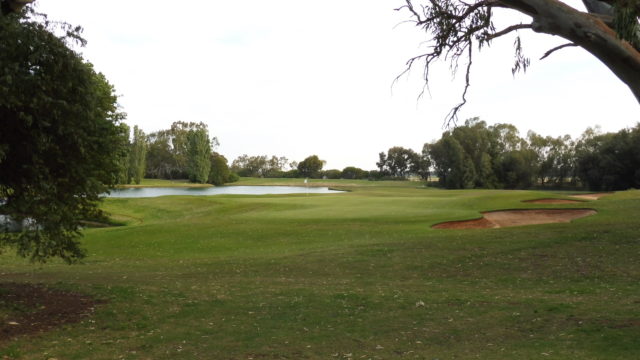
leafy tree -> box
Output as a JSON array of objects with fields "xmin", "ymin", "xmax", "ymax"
[
  {"xmin": 322, "ymin": 169, "xmax": 342, "ymax": 179},
  {"xmin": 0, "ymin": 9, "xmax": 127, "ymax": 262},
  {"xmin": 378, "ymin": 147, "xmax": 422, "ymax": 178},
  {"xmin": 376, "ymin": 152, "xmax": 388, "ymax": 175},
  {"xmin": 527, "ymin": 131, "xmax": 575, "ymax": 186},
  {"xmin": 208, "ymin": 152, "xmax": 234, "ymax": 186},
  {"xmin": 187, "ymin": 127, "xmax": 211, "ymax": 183},
  {"xmin": 495, "ymin": 149, "xmax": 537, "ymax": 189},
  {"xmin": 342, "ymin": 166, "xmax": 368, "ymax": 179},
  {"xmin": 144, "ymin": 122, "xmax": 216, "ymax": 180},
  {"xmin": 575, "ymin": 124, "xmax": 640, "ymax": 190},
  {"xmin": 427, "ymin": 135, "xmax": 476, "ymax": 188},
  {"xmin": 146, "ymin": 130, "xmax": 180, "ymax": 179},
  {"xmin": 1, "ymin": 0, "xmax": 33, "ymax": 16},
  {"xmin": 449, "ymin": 118, "xmax": 495, "ymax": 187},
  {"xmin": 128, "ymin": 125, "xmax": 147, "ymax": 185},
  {"xmin": 398, "ymin": 0, "xmax": 640, "ymax": 123},
  {"xmin": 297, "ymin": 155, "xmax": 325, "ymax": 178},
  {"xmin": 115, "ymin": 123, "xmax": 132, "ymax": 184},
  {"xmin": 230, "ymin": 154, "xmax": 288, "ymax": 178}
]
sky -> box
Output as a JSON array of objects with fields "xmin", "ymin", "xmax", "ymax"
[{"xmin": 36, "ymin": 0, "xmax": 639, "ymax": 170}]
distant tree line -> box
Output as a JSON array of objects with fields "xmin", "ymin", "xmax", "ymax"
[
  {"xmin": 119, "ymin": 118, "xmax": 639, "ymax": 191},
  {"xmin": 422, "ymin": 118, "xmax": 640, "ymax": 191},
  {"xmin": 117, "ymin": 121, "xmax": 237, "ymax": 186},
  {"xmin": 230, "ymin": 154, "xmax": 375, "ymax": 180}
]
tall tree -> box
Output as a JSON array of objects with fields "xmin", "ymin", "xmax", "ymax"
[
  {"xmin": 399, "ymin": 0, "xmax": 640, "ymax": 123},
  {"xmin": 186, "ymin": 127, "xmax": 211, "ymax": 184},
  {"xmin": 0, "ymin": 9, "xmax": 127, "ymax": 262},
  {"xmin": 128, "ymin": 125, "xmax": 147, "ymax": 185},
  {"xmin": 115, "ymin": 123, "xmax": 132, "ymax": 185},
  {"xmin": 427, "ymin": 135, "xmax": 476, "ymax": 188},
  {"xmin": 145, "ymin": 130, "xmax": 179, "ymax": 179}
]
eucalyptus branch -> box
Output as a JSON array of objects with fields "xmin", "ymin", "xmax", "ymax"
[
  {"xmin": 540, "ymin": 42, "xmax": 578, "ymax": 59},
  {"xmin": 485, "ymin": 23, "xmax": 533, "ymax": 40},
  {"xmin": 446, "ymin": 45, "xmax": 474, "ymax": 126}
]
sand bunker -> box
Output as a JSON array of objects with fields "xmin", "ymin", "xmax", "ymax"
[
  {"xmin": 433, "ymin": 209, "xmax": 597, "ymax": 229},
  {"xmin": 570, "ymin": 193, "xmax": 613, "ymax": 200},
  {"xmin": 523, "ymin": 198, "xmax": 583, "ymax": 204}
]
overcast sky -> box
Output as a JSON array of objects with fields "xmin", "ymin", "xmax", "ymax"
[{"xmin": 37, "ymin": 1, "xmax": 639, "ymax": 170}]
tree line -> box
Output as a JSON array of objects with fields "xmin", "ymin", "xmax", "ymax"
[
  {"xmin": 116, "ymin": 121, "xmax": 237, "ymax": 186},
  {"xmin": 230, "ymin": 154, "xmax": 376, "ymax": 180},
  {"xmin": 398, "ymin": 118, "xmax": 640, "ymax": 191}
]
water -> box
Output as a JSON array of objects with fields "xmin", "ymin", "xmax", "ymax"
[{"xmin": 106, "ymin": 186, "xmax": 343, "ymax": 198}]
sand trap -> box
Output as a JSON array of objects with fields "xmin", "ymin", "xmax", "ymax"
[
  {"xmin": 570, "ymin": 193, "xmax": 613, "ymax": 200},
  {"xmin": 523, "ymin": 198, "xmax": 583, "ymax": 204},
  {"xmin": 433, "ymin": 209, "xmax": 597, "ymax": 229}
]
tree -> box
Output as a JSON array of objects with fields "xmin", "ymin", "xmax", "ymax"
[
  {"xmin": 0, "ymin": 9, "xmax": 127, "ymax": 262},
  {"xmin": 230, "ymin": 154, "xmax": 287, "ymax": 177},
  {"xmin": 322, "ymin": 169, "xmax": 342, "ymax": 179},
  {"xmin": 146, "ymin": 130, "xmax": 180, "ymax": 179},
  {"xmin": 128, "ymin": 126, "xmax": 147, "ymax": 185},
  {"xmin": 379, "ymin": 146, "xmax": 422, "ymax": 178},
  {"xmin": 427, "ymin": 135, "xmax": 476, "ymax": 188},
  {"xmin": 1, "ymin": 0, "xmax": 33, "ymax": 16},
  {"xmin": 398, "ymin": 0, "xmax": 640, "ymax": 123},
  {"xmin": 208, "ymin": 152, "xmax": 234, "ymax": 186},
  {"xmin": 115, "ymin": 123, "xmax": 132, "ymax": 184},
  {"xmin": 186, "ymin": 127, "xmax": 211, "ymax": 183},
  {"xmin": 297, "ymin": 155, "xmax": 325, "ymax": 178},
  {"xmin": 575, "ymin": 123, "xmax": 640, "ymax": 190},
  {"xmin": 342, "ymin": 166, "xmax": 368, "ymax": 179}
]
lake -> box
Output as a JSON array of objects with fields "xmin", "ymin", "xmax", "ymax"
[{"xmin": 107, "ymin": 186, "xmax": 344, "ymax": 198}]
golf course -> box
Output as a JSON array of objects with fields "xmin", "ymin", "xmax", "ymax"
[{"xmin": 1, "ymin": 178, "xmax": 639, "ymax": 359}]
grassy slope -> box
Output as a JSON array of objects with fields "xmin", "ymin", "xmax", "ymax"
[{"xmin": 1, "ymin": 181, "xmax": 639, "ymax": 359}]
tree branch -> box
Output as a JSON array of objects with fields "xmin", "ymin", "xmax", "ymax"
[
  {"xmin": 485, "ymin": 23, "xmax": 533, "ymax": 40},
  {"xmin": 540, "ymin": 42, "xmax": 578, "ymax": 59}
]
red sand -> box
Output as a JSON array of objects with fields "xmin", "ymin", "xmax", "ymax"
[{"xmin": 433, "ymin": 209, "xmax": 597, "ymax": 229}]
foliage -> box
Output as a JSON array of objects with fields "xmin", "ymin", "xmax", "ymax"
[
  {"xmin": 146, "ymin": 130, "xmax": 180, "ymax": 179},
  {"xmin": 575, "ymin": 123, "xmax": 640, "ymax": 190},
  {"xmin": 208, "ymin": 152, "xmax": 236, "ymax": 186},
  {"xmin": 425, "ymin": 118, "xmax": 550, "ymax": 189},
  {"xmin": 341, "ymin": 166, "xmax": 369, "ymax": 180},
  {"xmin": 321, "ymin": 169, "xmax": 342, "ymax": 179},
  {"xmin": 114, "ymin": 123, "xmax": 132, "ymax": 184},
  {"xmin": 377, "ymin": 146, "xmax": 428, "ymax": 179},
  {"xmin": 230, "ymin": 155, "xmax": 290, "ymax": 178},
  {"xmin": 297, "ymin": 155, "xmax": 325, "ymax": 178},
  {"xmin": 186, "ymin": 126, "xmax": 211, "ymax": 183},
  {"xmin": 128, "ymin": 126, "xmax": 147, "ymax": 185},
  {"xmin": 0, "ymin": 10, "xmax": 126, "ymax": 262},
  {"xmin": 145, "ymin": 121, "xmax": 215, "ymax": 182}
]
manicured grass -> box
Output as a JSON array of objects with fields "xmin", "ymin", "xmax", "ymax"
[{"xmin": 1, "ymin": 182, "xmax": 639, "ymax": 359}]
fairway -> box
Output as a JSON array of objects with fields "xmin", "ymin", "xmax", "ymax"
[{"xmin": 1, "ymin": 181, "xmax": 639, "ymax": 359}]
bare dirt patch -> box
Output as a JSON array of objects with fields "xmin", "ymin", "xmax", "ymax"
[
  {"xmin": 433, "ymin": 209, "xmax": 597, "ymax": 229},
  {"xmin": 523, "ymin": 198, "xmax": 584, "ymax": 204},
  {"xmin": 0, "ymin": 283, "xmax": 101, "ymax": 342},
  {"xmin": 570, "ymin": 193, "xmax": 613, "ymax": 200}
]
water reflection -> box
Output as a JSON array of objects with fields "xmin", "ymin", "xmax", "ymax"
[{"xmin": 107, "ymin": 186, "xmax": 343, "ymax": 198}]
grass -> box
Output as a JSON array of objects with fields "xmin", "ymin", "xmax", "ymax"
[{"xmin": 1, "ymin": 180, "xmax": 639, "ymax": 359}]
